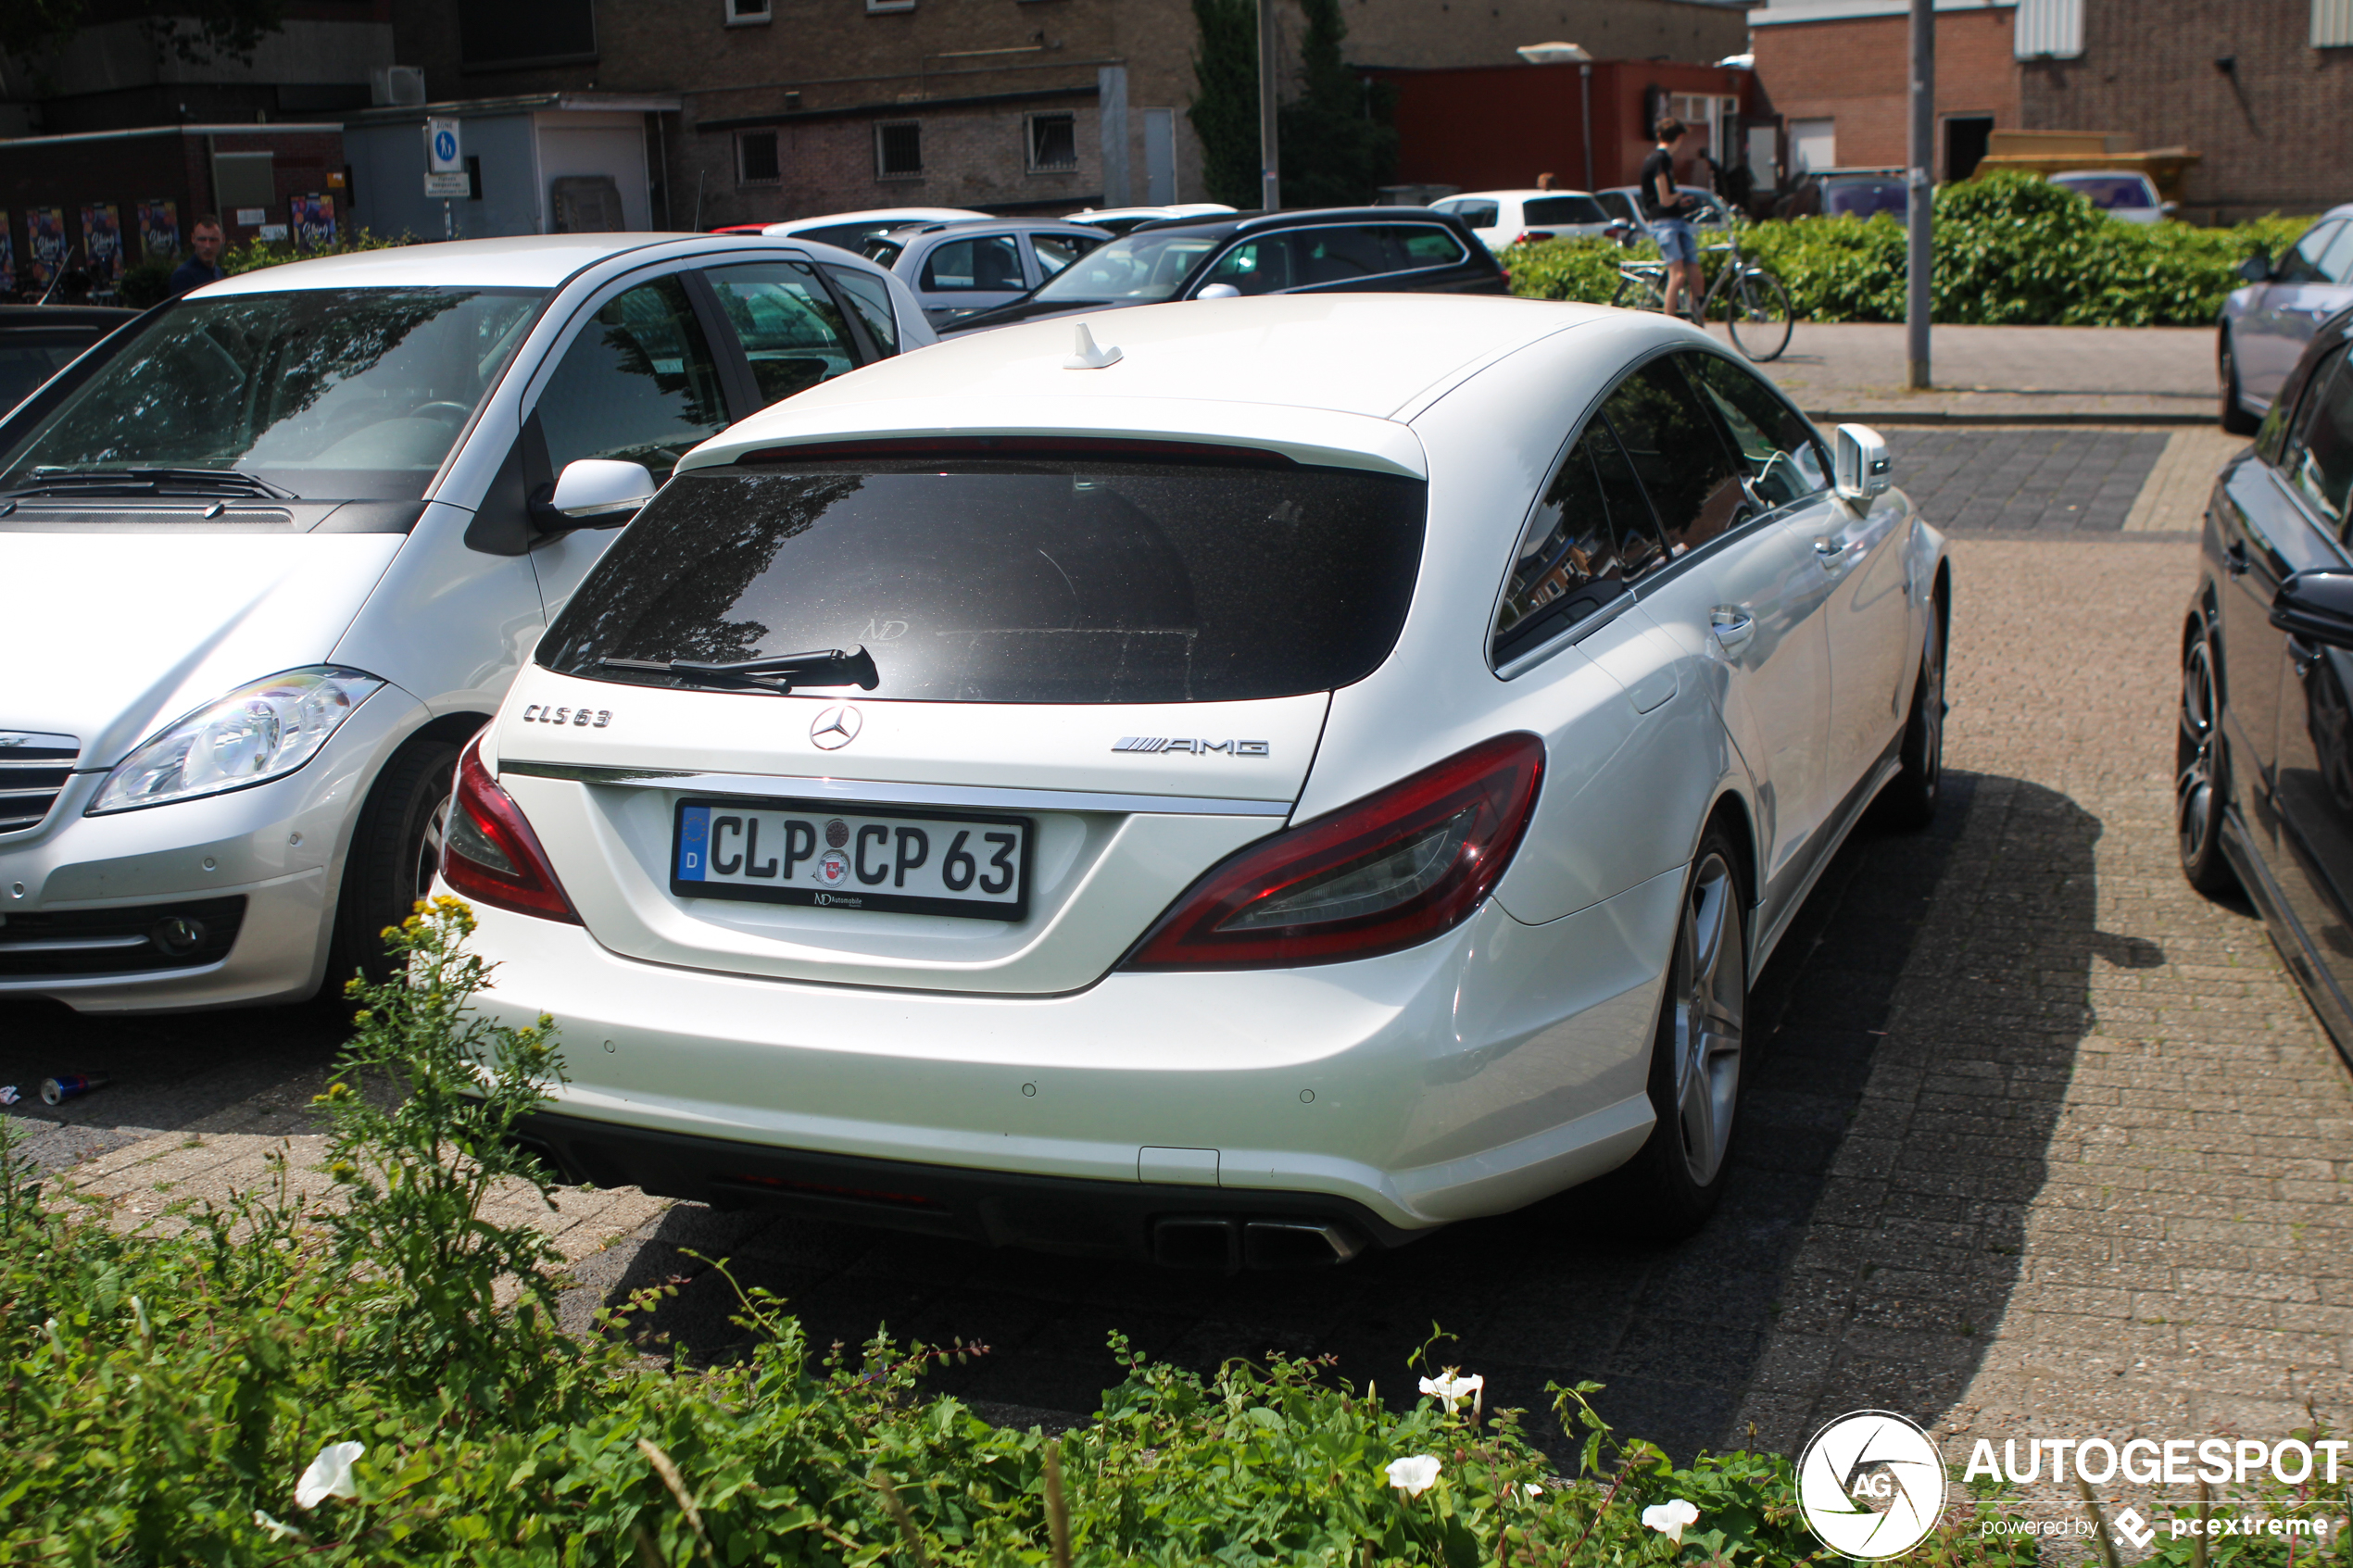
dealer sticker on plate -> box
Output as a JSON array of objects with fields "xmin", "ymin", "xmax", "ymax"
[{"xmin": 671, "ymin": 798, "xmax": 1031, "ymax": 921}]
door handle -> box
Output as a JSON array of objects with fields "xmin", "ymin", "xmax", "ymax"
[
  {"xmin": 2225, "ymin": 540, "xmax": 2250, "ymax": 577},
  {"xmin": 1710, "ymin": 607, "xmax": 1755, "ymax": 652},
  {"xmin": 2292, "ymin": 634, "xmax": 2323, "ymax": 678},
  {"xmin": 1812, "ymin": 537, "xmax": 1850, "ymax": 570}
]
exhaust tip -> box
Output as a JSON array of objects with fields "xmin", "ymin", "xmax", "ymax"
[
  {"xmin": 1151, "ymin": 1216, "xmax": 1241, "ymax": 1271},
  {"xmin": 1244, "ymin": 1219, "xmax": 1364, "ymax": 1269}
]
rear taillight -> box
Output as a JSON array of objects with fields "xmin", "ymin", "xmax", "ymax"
[
  {"xmin": 440, "ymin": 740, "xmax": 579, "ymax": 923},
  {"xmin": 1521, "ymin": 229, "xmax": 1556, "ymax": 244},
  {"xmin": 1124, "ymin": 734, "xmax": 1543, "ymax": 971}
]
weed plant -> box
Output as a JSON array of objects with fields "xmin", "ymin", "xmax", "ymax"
[{"xmin": 0, "ymin": 900, "xmax": 2341, "ymax": 1562}]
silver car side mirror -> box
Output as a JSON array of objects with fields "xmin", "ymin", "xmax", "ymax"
[
  {"xmin": 1195, "ymin": 283, "xmax": 1242, "ymax": 300},
  {"xmin": 1833, "ymin": 423, "xmax": 1892, "ymax": 503},
  {"xmin": 550, "ymin": 458, "xmax": 656, "ymax": 521}
]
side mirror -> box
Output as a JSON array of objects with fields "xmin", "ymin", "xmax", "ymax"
[
  {"xmin": 1195, "ymin": 283, "xmax": 1242, "ymax": 299},
  {"xmin": 2271, "ymin": 569, "xmax": 2353, "ymax": 649},
  {"xmin": 2159, "ymin": 200, "xmax": 2180, "ymax": 218},
  {"xmin": 548, "ymin": 458, "xmax": 656, "ymax": 523},
  {"xmin": 2239, "ymin": 248, "xmax": 2274, "ymax": 284},
  {"xmin": 1833, "ymin": 423, "xmax": 1892, "ymax": 503}
]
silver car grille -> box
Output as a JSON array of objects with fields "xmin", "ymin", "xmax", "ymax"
[{"xmin": 0, "ymin": 732, "xmax": 81, "ymax": 834}]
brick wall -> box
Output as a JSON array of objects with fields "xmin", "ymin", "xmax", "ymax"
[
  {"xmin": 1753, "ymin": 6, "xmax": 2019, "ymax": 172},
  {"xmin": 2021, "ymin": 0, "xmax": 2353, "ymax": 222}
]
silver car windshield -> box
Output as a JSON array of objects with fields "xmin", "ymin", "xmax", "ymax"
[
  {"xmin": 1027, "ymin": 232, "xmax": 1223, "ymax": 305},
  {"xmin": 0, "ymin": 287, "xmax": 544, "ymax": 500}
]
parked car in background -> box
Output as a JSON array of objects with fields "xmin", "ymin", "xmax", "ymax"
[
  {"xmin": 942, "ymin": 208, "xmax": 1505, "ymax": 335},
  {"xmin": 0, "ymin": 232, "xmax": 932, "ymax": 1015},
  {"xmin": 862, "ymin": 218, "xmax": 1113, "ymax": 328},
  {"xmin": 2049, "ymin": 170, "xmax": 2173, "ymax": 223},
  {"xmin": 0, "ymin": 303, "xmax": 137, "ymax": 413},
  {"xmin": 1594, "ymin": 185, "xmax": 1736, "ymax": 239},
  {"xmin": 2180, "ymin": 298, "xmax": 2353, "ymax": 1064},
  {"xmin": 445, "ymin": 293, "xmax": 1947, "ymax": 1265},
  {"xmin": 762, "ymin": 207, "xmax": 989, "ymax": 253},
  {"xmin": 1429, "ymin": 189, "xmax": 1617, "ymax": 251},
  {"xmin": 1063, "ymin": 204, "xmax": 1236, "ymax": 236},
  {"xmin": 1812, "ymin": 169, "xmax": 1908, "ymax": 220},
  {"xmin": 2217, "ymin": 204, "xmax": 2353, "ymax": 433}
]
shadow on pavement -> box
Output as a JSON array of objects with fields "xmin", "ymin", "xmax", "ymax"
[{"xmin": 568, "ymin": 768, "xmax": 2117, "ymax": 1461}]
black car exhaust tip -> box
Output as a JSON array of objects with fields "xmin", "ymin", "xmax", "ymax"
[{"xmin": 1151, "ymin": 1216, "xmax": 1366, "ymax": 1271}]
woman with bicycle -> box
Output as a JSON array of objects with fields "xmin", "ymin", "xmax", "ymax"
[{"xmin": 1642, "ymin": 116, "xmax": 1705, "ymax": 323}]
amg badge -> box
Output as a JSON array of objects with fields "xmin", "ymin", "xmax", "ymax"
[{"xmin": 1112, "ymin": 737, "xmax": 1269, "ymax": 756}]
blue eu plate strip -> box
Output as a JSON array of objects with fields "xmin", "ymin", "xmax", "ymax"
[{"xmin": 676, "ymin": 805, "xmax": 710, "ymax": 881}]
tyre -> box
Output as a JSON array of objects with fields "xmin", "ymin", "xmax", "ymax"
[
  {"xmin": 2177, "ymin": 606, "xmax": 2241, "ymax": 897},
  {"xmin": 328, "ymin": 732, "xmax": 468, "ymax": 990},
  {"xmin": 1724, "ymin": 268, "xmax": 1794, "ymax": 362},
  {"xmin": 1612, "ymin": 826, "xmax": 1748, "ymax": 1238},
  {"xmin": 1877, "ymin": 607, "xmax": 1946, "ymax": 830},
  {"xmin": 2220, "ymin": 331, "xmax": 2260, "ymax": 436}
]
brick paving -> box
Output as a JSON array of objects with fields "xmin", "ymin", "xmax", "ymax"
[
  {"xmin": 1757, "ymin": 322, "xmax": 2218, "ymax": 423},
  {"xmin": 1887, "ymin": 428, "xmax": 2173, "ymax": 533},
  {"xmin": 6, "ymin": 425, "xmax": 2349, "ymax": 1518}
]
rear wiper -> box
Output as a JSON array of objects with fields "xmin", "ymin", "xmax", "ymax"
[
  {"xmin": 597, "ymin": 646, "xmax": 881, "ymax": 696},
  {"xmin": 6, "ymin": 467, "xmax": 299, "ymax": 500}
]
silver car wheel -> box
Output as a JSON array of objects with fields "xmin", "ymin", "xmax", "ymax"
[
  {"xmin": 413, "ymin": 794, "xmax": 451, "ymax": 909},
  {"xmin": 1671, "ymin": 851, "xmax": 1745, "ymax": 1189},
  {"xmin": 2177, "ymin": 633, "xmax": 2221, "ymax": 867}
]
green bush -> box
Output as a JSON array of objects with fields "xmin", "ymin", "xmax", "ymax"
[
  {"xmin": 1507, "ymin": 172, "xmax": 2316, "ymax": 327},
  {"xmin": 221, "ymin": 227, "xmax": 414, "ymax": 277},
  {"xmin": 120, "ymin": 257, "xmax": 177, "ymax": 309},
  {"xmin": 0, "ymin": 900, "xmax": 2333, "ymax": 1562}
]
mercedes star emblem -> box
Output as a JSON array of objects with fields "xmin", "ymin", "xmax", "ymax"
[{"xmin": 810, "ymin": 704, "xmax": 862, "ymax": 750}]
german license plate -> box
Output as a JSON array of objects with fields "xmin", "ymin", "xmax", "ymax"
[{"xmin": 670, "ymin": 797, "xmax": 1031, "ymax": 921}]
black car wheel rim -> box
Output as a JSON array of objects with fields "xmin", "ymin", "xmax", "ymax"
[{"xmin": 2178, "ymin": 632, "xmax": 2221, "ymax": 865}]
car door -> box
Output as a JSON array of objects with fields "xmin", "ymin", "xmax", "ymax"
[
  {"xmin": 914, "ymin": 232, "xmax": 1030, "ymax": 325},
  {"xmin": 699, "ymin": 258, "xmax": 865, "ymax": 409},
  {"xmin": 521, "ymin": 270, "xmax": 736, "ymax": 617},
  {"xmin": 2264, "ymin": 353, "xmax": 2353, "ymax": 1004},
  {"xmin": 1683, "ymin": 350, "xmax": 1913, "ymax": 800},
  {"xmin": 1025, "ymin": 229, "xmax": 1096, "ymax": 284},
  {"xmin": 1604, "ymin": 355, "xmax": 1836, "ymax": 934},
  {"xmin": 2241, "ymin": 220, "xmax": 2348, "ymax": 401}
]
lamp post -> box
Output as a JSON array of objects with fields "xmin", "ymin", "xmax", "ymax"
[
  {"xmin": 1516, "ymin": 42, "xmax": 1594, "ymax": 193},
  {"xmin": 1258, "ymin": 0, "xmax": 1280, "ymax": 210}
]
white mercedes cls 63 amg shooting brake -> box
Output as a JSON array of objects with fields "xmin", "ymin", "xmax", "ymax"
[{"xmin": 447, "ymin": 295, "xmax": 1947, "ymax": 1269}]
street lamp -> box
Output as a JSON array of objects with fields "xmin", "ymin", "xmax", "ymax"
[{"xmin": 1516, "ymin": 41, "xmax": 1594, "ymax": 194}]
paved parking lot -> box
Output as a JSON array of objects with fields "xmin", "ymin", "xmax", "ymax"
[{"xmin": 6, "ymin": 424, "xmax": 2348, "ymax": 1491}]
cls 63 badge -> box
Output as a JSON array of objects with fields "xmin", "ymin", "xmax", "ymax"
[{"xmin": 521, "ymin": 704, "xmax": 611, "ymax": 727}]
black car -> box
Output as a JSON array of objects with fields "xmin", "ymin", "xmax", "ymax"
[
  {"xmin": 2182, "ymin": 301, "xmax": 2353, "ymax": 1056},
  {"xmin": 0, "ymin": 304, "xmax": 138, "ymax": 412},
  {"xmin": 940, "ymin": 207, "xmax": 1506, "ymax": 335}
]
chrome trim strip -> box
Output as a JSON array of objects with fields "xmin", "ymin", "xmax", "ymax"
[
  {"xmin": 0, "ymin": 934, "xmax": 152, "ymax": 954},
  {"xmin": 499, "ymin": 760, "xmax": 1294, "ymax": 818}
]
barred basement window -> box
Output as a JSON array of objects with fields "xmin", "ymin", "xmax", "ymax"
[
  {"xmin": 738, "ymin": 129, "xmax": 781, "ymax": 185},
  {"xmin": 725, "ymin": 0, "xmax": 771, "ymax": 22},
  {"xmin": 1026, "ymin": 111, "xmax": 1078, "ymax": 173},
  {"xmin": 876, "ymin": 120, "xmax": 923, "ymax": 179}
]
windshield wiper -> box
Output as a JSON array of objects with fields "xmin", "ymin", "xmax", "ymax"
[
  {"xmin": 597, "ymin": 646, "xmax": 881, "ymax": 696},
  {"xmin": 6, "ymin": 467, "xmax": 299, "ymax": 500}
]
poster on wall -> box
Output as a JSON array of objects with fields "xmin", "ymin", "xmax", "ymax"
[
  {"xmin": 25, "ymin": 208, "xmax": 66, "ymax": 287},
  {"xmin": 289, "ymin": 194, "xmax": 335, "ymax": 251},
  {"xmin": 0, "ymin": 224, "xmax": 13, "ymax": 295},
  {"xmin": 81, "ymin": 204, "xmax": 122, "ymax": 285},
  {"xmin": 137, "ymin": 199, "xmax": 180, "ymax": 261}
]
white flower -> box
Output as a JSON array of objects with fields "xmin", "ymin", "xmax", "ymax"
[
  {"xmin": 252, "ymin": 1511, "xmax": 303, "ymax": 1542},
  {"xmin": 1417, "ymin": 1370, "xmax": 1485, "ymax": 1414},
  {"xmin": 294, "ymin": 1440, "xmax": 364, "ymax": 1509},
  {"xmin": 1642, "ymin": 1499, "xmax": 1700, "ymax": 1545},
  {"xmin": 1385, "ymin": 1454, "xmax": 1442, "ymax": 1497}
]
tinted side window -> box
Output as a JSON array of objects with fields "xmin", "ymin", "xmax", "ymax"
[
  {"xmin": 2261, "ymin": 343, "xmax": 2343, "ymax": 465},
  {"xmin": 535, "ymin": 275, "xmax": 727, "ymax": 484},
  {"xmin": 2279, "ymin": 222, "xmax": 2345, "ymax": 285},
  {"xmin": 1029, "ymin": 232, "xmax": 1090, "ymax": 277},
  {"xmin": 702, "ymin": 261, "xmax": 859, "ymax": 407},
  {"xmin": 2320, "ymin": 224, "xmax": 2353, "ymax": 286},
  {"xmin": 1595, "ymin": 192, "xmax": 1639, "ymax": 224},
  {"xmin": 2286, "ymin": 357, "xmax": 2353, "ymax": 535},
  {"xmin": 1202, "ymin": 235, "xmax": 1299, "ymax": 294},
  {"xmin": 821, "ymin": 263, "xmax": 900, "ymax": 354},
  {"xmin": 1386, "ymin": 224, "xmax": 1467, "ymax": 268},
  {"xmin": 1494, "ymin": 418, "xmax": 1669, "ymax": 663},
  {"xmin": 920, "ymin": 235, "xmax": 1026, "ymax": 292},
  {"xmin": 1600, "ymin": 358, "xmax": 1747, "ymax": 554},
  {"xmin": 1682, "ymin": 351, "xmax": 1830, "ymax": 508},
  {"xmin": 1451, "ymin": 200, "xmax": 1501, "ymax": 230}
]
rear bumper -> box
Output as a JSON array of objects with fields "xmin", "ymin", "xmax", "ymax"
[{"xmin": 513, "ymin": 1108, "xmax": 1416, "ymax": 1267}]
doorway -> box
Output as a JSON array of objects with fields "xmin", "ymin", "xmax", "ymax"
[{"xmin": 1945, "ymin": 115, "xmax": 1994, "ymax": 182}]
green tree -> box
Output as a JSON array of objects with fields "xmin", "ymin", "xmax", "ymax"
[
  {"xmin": 1277, "ymin": 0, "xmax": 1396, "ymax": 207},
  {"xmin": 4, "ymin": 0, "xmax": 285, "ymax": 70},
  {"xmin": 1189, "ymin": 0, "xmax": 1263, "ymax": 209}
]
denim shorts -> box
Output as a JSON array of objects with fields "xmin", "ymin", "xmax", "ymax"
[{"xmin": 1653, "ymin": 219, "xmax": 1699, "ymax": 264}]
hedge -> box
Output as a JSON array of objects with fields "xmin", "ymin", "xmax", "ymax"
[
  {"xmin": 1506, "ymin": 171, "xmax": 2316, "ymax": 328},
  {"xmin": 1, "ymin": 901, "xmax": 2340, "ymax": 1563}
]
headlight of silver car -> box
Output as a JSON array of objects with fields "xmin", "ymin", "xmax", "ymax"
[{"xmin": 87, "ymin": 667, "xmax": 385, "ymax": 815}]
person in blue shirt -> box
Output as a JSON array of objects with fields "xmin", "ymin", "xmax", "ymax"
[{"xmin": 168, "ymin": 216, "xmax": 225, "ymax": 297}]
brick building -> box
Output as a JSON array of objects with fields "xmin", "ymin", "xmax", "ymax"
[{"xmin": 1749, "ymin": 0, "xmax": 2021, "ymax": 182}]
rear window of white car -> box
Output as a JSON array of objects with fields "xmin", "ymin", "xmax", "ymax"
[{"xmin": 538, "ymin": 448, "xmax": 1427, "ymax": 704}]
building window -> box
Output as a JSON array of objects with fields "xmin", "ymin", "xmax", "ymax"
[
  {"xmin": 738, "ymin": 130, "xmax": 781, "ymax": 186},
  {"xmin": 459, "ymin": 0, "xmax": 596, "ymax": 69},
  {"xmin": 2318, "ymin": 0, "xmax": 2353, "ymax": 46},
  {"xmin": 2013, "ymin": 0, "xmax": 2085, "ymax": 58},
  {"xmin": 1790, "ymin": 119, "xmax": 1835, "ymax": 176},
  {"xmin": 875, "ymin": 120, "xmax": 923, "ymax": 179},
  {"xmin": 1026, "ymin": 111, "xmax": 1078, "ymax": 173},
  {"xmin": 726, "ymin": 0, "xmax": 771, "ymax": 23},
  {"xmin": 865, "ymin": 0, "xmax": 916, "ymax": 13}
]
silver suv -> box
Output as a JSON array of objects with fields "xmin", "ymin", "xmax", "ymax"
[{"xmin": 862, "ymin": 219, "xmax": 1112, "ymax": 328}]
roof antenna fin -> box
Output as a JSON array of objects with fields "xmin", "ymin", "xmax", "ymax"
[{"xmin": 1064, "ymin": 321, "xmax": 1124, "ymax": 370}]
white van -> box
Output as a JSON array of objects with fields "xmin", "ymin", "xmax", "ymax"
[{"xmin": 0, "ymin": 233, "xmax": 934, "ymax": 1011}]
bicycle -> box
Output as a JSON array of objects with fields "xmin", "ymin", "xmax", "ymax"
[{"xmin": 1608, "ymin": 221, "xmax": 1795, "ymax": 363}]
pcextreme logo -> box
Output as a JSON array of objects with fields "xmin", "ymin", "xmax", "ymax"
[{"xmin": 1797, "ymin": 1411, "xmax": 1949, "ymax": 1561}]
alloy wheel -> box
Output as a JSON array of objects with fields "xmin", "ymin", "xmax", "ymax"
[
  {"xmin": 1671, "ymin": 851, "xmax": 1745, "ymax": 1188},
  {"xmin": 2177, "ymin": 633, "xmax": 2221, "ymax": 868},
  {"xmin": 412, "ymin": 794, "xmax": 451, "ymax": 909}
]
